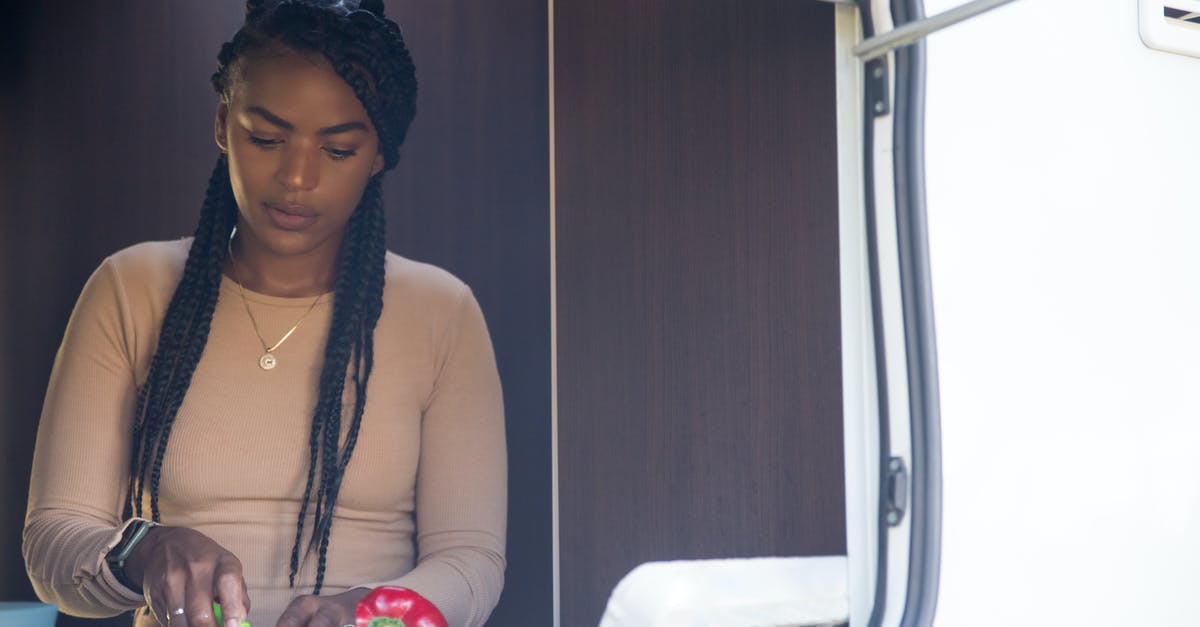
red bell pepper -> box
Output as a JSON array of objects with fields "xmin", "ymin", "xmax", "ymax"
[{"xmin": 356, "ymin": 586, "xmax": 449, "ymax": 627}]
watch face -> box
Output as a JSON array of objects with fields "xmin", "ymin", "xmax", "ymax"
[
  {"xmin": 107, "ymin": 521, "xmax": 155, "ymax": 594},
  {"xmin": 110, "ymin": 520, "xmax": 152, "ymax": 562}
]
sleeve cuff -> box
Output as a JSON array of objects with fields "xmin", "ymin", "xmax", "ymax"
[{"xmin": 95, "ymin": 518, "xmax": 152, "ymax": 605}]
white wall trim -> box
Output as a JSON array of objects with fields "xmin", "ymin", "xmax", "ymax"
[{"xmin": 835, "ymin": 7, "xmax": 878, "ymax": 627}]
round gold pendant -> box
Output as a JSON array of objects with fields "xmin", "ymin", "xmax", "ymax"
[{"xmin": 259, "ymin": 353, "xmax": 277, "ymax": 370}]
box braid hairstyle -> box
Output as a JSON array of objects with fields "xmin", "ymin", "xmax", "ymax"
[{"xmin": 125, "ymin": 0, "xmax": 416, "ymax": 595}]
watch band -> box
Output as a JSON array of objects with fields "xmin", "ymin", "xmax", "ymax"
[{"xmin": 106, "ymin": 519, "xmax": 160, "ymax": 594}]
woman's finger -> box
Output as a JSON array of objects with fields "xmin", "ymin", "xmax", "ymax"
[
  {"xmin": 305, "ymin": 603, "xmax": 347, "ymax": 627},
  {"xmin": 181, "ymin": 564, "xmax": 219, "ymax": 627},
  {"xmin": 145, "ymin": 590, "xmax": 170, "ymax": 627},
  {"xmin": 274, "ymin": 594, "xmax": 319, "ymax": 627},
  {"xmin": 213, "ymin": 553, "xmax": 250, "ymax": 627},
  {"xmin": 157, "ymin": 566, "xmax": 190, "ymax": 626},
  {"xmin": 275, "ymin": 589, "xmax": 365, "ymax": 627},
  {"xmin": 165, "ymin": 605, "xmax": 190, "ymax": 626}
]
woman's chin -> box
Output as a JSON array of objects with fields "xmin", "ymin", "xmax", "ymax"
[{"xmin": 243, "ymin": 227, "xmax": 334, "ymax": 260}]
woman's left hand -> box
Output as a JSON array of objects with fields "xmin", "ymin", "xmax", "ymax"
[{"xmin": 274, "ymin": 587, "xmax": 372, "ymax": 627}]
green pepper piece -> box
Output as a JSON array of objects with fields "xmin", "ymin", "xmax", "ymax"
[{"xmin": 213, "ymin": 601, "xmax": 252, "ymax": 627}]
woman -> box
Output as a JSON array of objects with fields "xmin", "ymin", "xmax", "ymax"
[{"xmin": 22, "ymin": 1, "xmax": 507, "ymax": 626}]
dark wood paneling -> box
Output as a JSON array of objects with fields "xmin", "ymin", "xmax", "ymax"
[
  {"xmin": 388, "ymin": 2, "xmax": 552, "ymax": 625},
  {"xmin": 0, "ymin": 2, "xmax": 550, "ymax": 626},
  {"xmin": 555, "ymin": 2, "xmax": 844, "ymax": 625}
]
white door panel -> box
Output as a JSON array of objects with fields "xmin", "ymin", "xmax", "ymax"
[{"xmin": 924, "ymin": 0, "xmax": 1200, "ymax": 624}]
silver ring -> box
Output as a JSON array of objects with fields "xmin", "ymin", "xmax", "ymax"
[{"xmin": 171, "ymin": 608, "xmax": 186, "ymax": 616}]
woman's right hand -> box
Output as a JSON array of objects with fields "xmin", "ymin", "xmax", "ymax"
[{"xmin": 123, "ymin": 526, "xmax": 251, "ymax": 627}]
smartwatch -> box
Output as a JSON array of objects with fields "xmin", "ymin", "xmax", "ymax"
[{"xmin": 105, "ymin": 519, "xmax": 160, "ymax": 595}]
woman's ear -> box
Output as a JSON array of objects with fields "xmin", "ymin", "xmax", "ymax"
[
  {"xmin": 371, "ymin": 151, "xmax": 385, "ymax": 177},
  {"xmin": 215, "ymin": 102, "xmax": 230, "ymax": 153}
]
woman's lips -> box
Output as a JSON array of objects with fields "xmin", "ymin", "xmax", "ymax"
[{"xmin": 264, "ymin": 202, "xmax": 317, "ymax": 231}]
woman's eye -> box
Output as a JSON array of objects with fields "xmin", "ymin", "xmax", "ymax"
[
  {"xmin": 325, "ymin": 147, "xmax": 358, "ymax": 161},
  {"xmin": 248, "ymin": 135, "xmax": 281, "ymax": 148}
]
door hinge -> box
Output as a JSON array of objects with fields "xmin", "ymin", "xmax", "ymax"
[{"xmin": 866, "ymin": 57, "xmax": 890, "ymax": 117}]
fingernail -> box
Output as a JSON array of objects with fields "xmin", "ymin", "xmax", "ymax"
[{"xmin": 226, "ymin": 620, "xmax": 240, "ymax": 627}]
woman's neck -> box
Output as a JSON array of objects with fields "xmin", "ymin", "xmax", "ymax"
[{"xmin": 225, "ymin": 230, "xmax": 339, "ymax": 298}]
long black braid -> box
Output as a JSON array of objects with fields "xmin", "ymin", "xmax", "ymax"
[
  {"xmin": 127, "ymin": 155, "xmax": 237, "ymax": 522},
  {"xmin": 126, "ymin": 0, "xmax": 417, "ymax": 595}
]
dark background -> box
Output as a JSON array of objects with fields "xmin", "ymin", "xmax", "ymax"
[{"xmin": 0, "ymin": 1, "xmax": 551, "ymax": 626}]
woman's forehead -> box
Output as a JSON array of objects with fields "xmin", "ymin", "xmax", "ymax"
[{"xmin": 229, "ymin": 49, "xmax": 373, "ymax": 129}]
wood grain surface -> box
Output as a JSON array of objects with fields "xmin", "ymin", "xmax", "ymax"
[{"xmin": 554, "ymin": 1, "xmax": 845, "ymax": 624}]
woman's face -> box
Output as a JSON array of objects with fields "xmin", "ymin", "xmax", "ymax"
[{"xmin": 216, "ymin": 47, "xmax": 384, "ymax": 261}]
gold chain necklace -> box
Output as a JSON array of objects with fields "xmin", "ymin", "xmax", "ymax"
[{"xmin": 227, "ymin": 230, "xmax": 326, "ymax": 370}]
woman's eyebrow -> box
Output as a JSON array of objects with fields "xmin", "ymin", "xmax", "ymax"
[
  {"xmin": 247, "ymin": 106, "xmax": 294, "ymax": 129},
  {"xmin": 246, "ymin": 106, "xmax": 367, "ymax": 135},
  {"xmin": 317, "ymin": 121, "xmax": 368, "ymax": 135}
]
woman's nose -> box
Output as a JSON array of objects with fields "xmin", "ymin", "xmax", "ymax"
[{"xmin": 276, "ymin": 145, "xmax": 319, "ymax": 191}]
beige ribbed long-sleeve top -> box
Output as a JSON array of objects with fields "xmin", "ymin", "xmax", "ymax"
[{"xmin": 23, "ymin": 239, "xmax": 507, "ymax": 627}]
